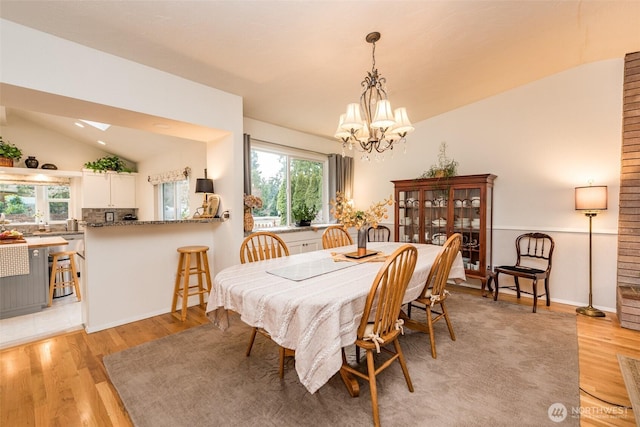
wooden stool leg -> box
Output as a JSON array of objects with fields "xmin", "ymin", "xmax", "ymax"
[
  {"xmin": 202, "ymin": 250, "xmax": 212, "ymax": 293},
  {"xmin": 69, "ymin": 254, "xmax": 81, "ymax": 301},
  {"xmin": 171, "ymin": 253, "xmax": 184, "ymax": 314},
  {"xmin": 180, "ymin": 253, "xmax": 191, "ymax": 321},
  {"xmin": 196, "ymin": 253, "xmax": 205, "ymax": 308},
  {"xmin": 48, "ymin": 254, "xmax": 58, "ymax": 307}
]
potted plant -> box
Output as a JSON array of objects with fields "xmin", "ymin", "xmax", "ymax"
[
  {"xmin": 0, "ymin": 136, "xmax": 23, "ymax": 167},
  {"xmin": 420, "ymin": 141, "xmax": 458, "ymax": 179},
  {"xmin": 293, "ymin": 203, "xmax": 317, "ymax": 226},
  {"xmin": 84, "ymin": 155, "xmax": 133, "ymax": 173}
]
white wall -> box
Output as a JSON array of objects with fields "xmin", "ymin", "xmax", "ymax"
[
  {"xmin": 355, "ymin": 59, "xmax": 623, "ymax": 311},
  {"xmin": 0, "ymin": 113, "xmax": 112, "ymax": 171},
  {"xmin": 244, "ymin": 117, "xmax": 337, "ymax": 155}
]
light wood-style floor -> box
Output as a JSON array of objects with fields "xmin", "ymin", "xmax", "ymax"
[{"xmin": 1, "ymin": 285, "xmax": 638, "ymax": 426}]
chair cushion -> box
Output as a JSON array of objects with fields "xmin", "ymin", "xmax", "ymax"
[{"xmin": 496, "ymin": 265, "xmax": 545, "ymax": 275}]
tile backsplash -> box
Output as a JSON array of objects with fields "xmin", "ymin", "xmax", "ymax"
[{"xmin": 82, "ymin": 208, "xmax": 138, "ymax": 224}]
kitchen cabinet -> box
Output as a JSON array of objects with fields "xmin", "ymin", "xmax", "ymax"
[
  {"xmin": 0, "ymin": 237, "xmax": 71, "ymax": 318},
  {"xmin": 392, "ymin": 174, "xmax": 496, "ymax": 290},
  {"xmin": 82, "ymin": 171, "xmax": 137, "ymax": 208},
  {"xmin": 276, "ymin": 230, "xmax": 323, "ymax": 254},
  {"xmin": 0, "ymin": 247, "xmax": 48, "ymax": 318}
]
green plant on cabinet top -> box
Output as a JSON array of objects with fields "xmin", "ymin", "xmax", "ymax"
[
  {"xmin": 84, "ymin": 155, "xmax": 133, "ymax": 173},
  {"xmin": 420, "ymin": 141, "xmax": 458, "ymax": 179},
  {"xmin": 0, "ymin": 136, "xmax": 23, "ymax": 160}
]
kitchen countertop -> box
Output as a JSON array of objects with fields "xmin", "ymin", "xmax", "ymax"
[
  {"xmin": 28, "ymin": 231, "xmax": 84, "ymax": 237},
  {"xmin": 24, "ymin": 236, "xmax": 69, "ymax": 248},
  {"xmin": 85, "ymin": 218, "xmax": 225, "ymax": 227}
]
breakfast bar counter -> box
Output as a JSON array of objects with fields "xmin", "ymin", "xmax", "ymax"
[{"xmin": 83, "ymin": 220, "xmax": 222, "ymax": 332}]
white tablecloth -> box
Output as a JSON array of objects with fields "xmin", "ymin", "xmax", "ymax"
[{"xmin": 206, "ymin": 242, "xmax": 465, "ymax": 394}]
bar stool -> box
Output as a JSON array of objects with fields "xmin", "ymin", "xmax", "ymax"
[
  {"xmin": 171, "ymin": 245, "xmax": 213, "ymax": 321},
  {"xmin": 48, "ymin": 251, "xmax": 81, "ymax": 307}
]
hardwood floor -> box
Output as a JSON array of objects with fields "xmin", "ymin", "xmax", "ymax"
[{"xmin": 1, "ymin": 286, "xmax": 638, "ymax": 426}]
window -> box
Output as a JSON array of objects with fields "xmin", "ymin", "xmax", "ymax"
[
  {"xmin": 0, "ymin": 183, "xmax": 70, "ymax": 223},
  {"xmin": 250, "ymin": 143, "xmax": 327, "ymax": 226},
  {"xmin": 160, "ymin": 180, "xmax": 190, "ymax": 220}
]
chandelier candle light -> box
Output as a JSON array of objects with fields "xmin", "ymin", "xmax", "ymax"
[
  {"xmin": 335, "ymin": 32, "xmax": 414, "ymax": 161},
  {"xmin": 574, "ymin": 185, "xmax": 608, "ymax": 318},
  {"xmin": 330, "ymin": 192, "xmax": 393, "ymax": 256}
]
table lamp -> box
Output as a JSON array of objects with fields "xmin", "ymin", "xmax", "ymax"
[
  {"xmin": 195, "ymin": 169, "xmax": 214, "ymax": 218},
  {"xmin": 574, "ymin": 185, "xmax": 607, "ymax": 318}
]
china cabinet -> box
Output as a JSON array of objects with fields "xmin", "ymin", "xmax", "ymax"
[{"xmin": 392, "ymin": 174, "xmax": 496, "ymax": 291}]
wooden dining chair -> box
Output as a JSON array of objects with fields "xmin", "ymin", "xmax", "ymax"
[
  {"xmin": 340, "ymin": 244, "xmax": 417, "ymax": 427},
  {"xmin": 240, "ymin": 231, "xmax": 290, "ymax": 264},
  {"xmin": 240, "ymin": 231, "xmax": 292, "ymax": 377},
  {"xmin": 400, "ymin": 233, "xmax": 462, "ymax": 359},
  {"xmin": 492, "ymin": 232, "xmax": 555, "ymax": 313},
  {"xmin": 367, "ymin": 225, "xmax": 391, "ymax": 242},
  {"xmin": 322, "ymin": 225, "xmax": 353, "ymax": 249}
]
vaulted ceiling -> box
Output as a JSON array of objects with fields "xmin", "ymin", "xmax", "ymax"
[{"xmin": 1, "ymin": 1, "xmax": 639, "ymax": 161}]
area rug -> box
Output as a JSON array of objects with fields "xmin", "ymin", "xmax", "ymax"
[
  {"xmin": 104, "ymin": 292, "xmax": 579, "ymax": 426},
  {"xmin": 617, "ymin": 354, "xmax": 640, "ymax": 426}
]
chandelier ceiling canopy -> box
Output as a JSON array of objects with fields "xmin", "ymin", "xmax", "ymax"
[{"xmin": 335, "ymin": 32, "xmax": 414, "ymax": 161}]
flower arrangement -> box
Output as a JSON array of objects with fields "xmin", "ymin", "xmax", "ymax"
[
  {"xmin": 330, "ymin": 191, "xmax": 393, "ymax": 230},
  {"xmin": 244, "ymin": 194, "xmax": 263, "ymax": 210}
]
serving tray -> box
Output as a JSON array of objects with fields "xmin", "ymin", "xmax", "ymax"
[{"xmin": 343, "ymin": 250, "xmax": 380, "ymax": 260}]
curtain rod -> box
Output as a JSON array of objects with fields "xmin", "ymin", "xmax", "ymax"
[{"xmin": 250, "ymin": 137, "xmax": 333, "ymax": 157}]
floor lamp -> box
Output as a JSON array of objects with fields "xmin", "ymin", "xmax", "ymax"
[{"xmin": 574, "ymin": 185, "xmax": 607, "ymax": 318}]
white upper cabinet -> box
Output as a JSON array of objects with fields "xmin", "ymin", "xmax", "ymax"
[{"xmin": 82, "ymin": 171, "xmax": 137, "ymax": 208}]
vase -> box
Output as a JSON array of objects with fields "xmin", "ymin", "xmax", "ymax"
[
  {"xmin": 357, "ymin": 227, "xmax": 367, "ymax": 256},
  {"xmin": 243, "ymin": 208, "xmax": 254, "ymax": 232},
  {"xmin": 25, "ymin": 156, "xmax": 39, "ymax": 168}
]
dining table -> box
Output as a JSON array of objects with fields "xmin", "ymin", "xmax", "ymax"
[{"xmin": 205, "ymin": 241, "xmax": 466, "ymax": 394}]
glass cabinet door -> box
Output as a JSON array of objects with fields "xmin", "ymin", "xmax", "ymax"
[
  {"xmin": 397, "ymin": 189, "xmax": 420, "ymax": 243},
  {"xmin": 422, "ymin": 187, "xmax": 449, "ymax": 245},
  {"xmin": 452, "ymin": 187, "xmax": 482, "ymax": 271}
]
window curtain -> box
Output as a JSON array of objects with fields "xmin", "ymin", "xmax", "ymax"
[
  {"xmin": 147, "ymin": 167, "xmax": 190, "ymax": 185},
  {"xmin": 328, "ymin": 154, "xmax": 354, "ymax": 221},
  {"xmin": 243, "ymin": 133, "xmax": 251, "ymax": 195}
]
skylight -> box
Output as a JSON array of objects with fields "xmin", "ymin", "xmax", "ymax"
[{"xmin": 79, "ymin": 119, "xmax": 111, "ymax": 131}]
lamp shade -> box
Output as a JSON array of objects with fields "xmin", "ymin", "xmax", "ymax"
[
  {"xmin": 392, "ymin": 107, "xmax": 415, "ymax": 136},
  {"xmin": 195, "ymin": 178, "xmax": 214, "ymax": 194},
  {"xmin": 341, "ymin": 103, "xmax": 364, "ymax": 130},
  {"xmin": 575, "ymin": 185, "xmax": 607, "ymax": 211},
  {"xmin": 371, "ymin": 100, "xmax": 396, "ymax": 129}
]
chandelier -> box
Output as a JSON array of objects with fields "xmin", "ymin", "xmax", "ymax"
[{"xmin": 334, "ymin": 32, "xmax": 414, "ymax": 160}]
